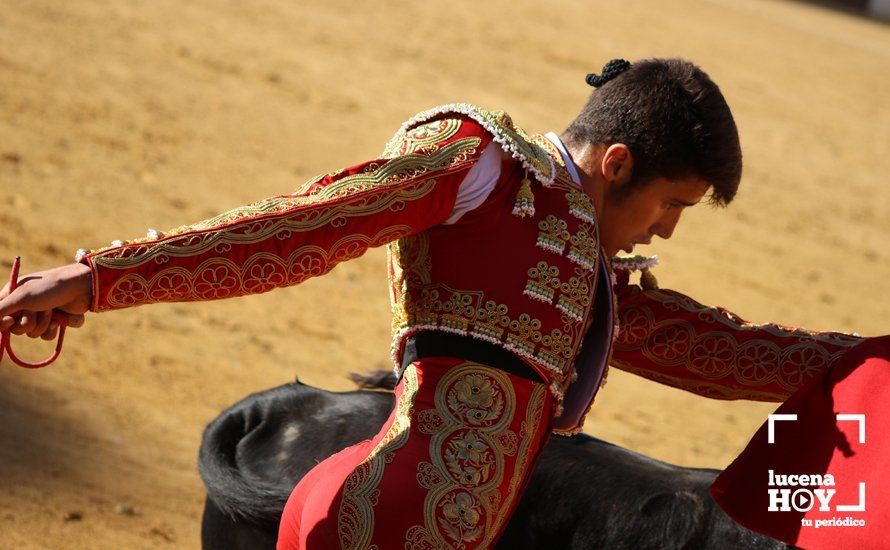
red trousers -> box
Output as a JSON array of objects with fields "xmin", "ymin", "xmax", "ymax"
[
  {"xmin": 277, "ymin": 357, "xmax": 555, "ymax": 549},
  {"xmin": 711, "ymin": 336, "xmax": 890, "ymax": 549}
]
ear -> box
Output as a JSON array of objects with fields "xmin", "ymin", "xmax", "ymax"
[{"xmin": 601, "ymin": 143, "xmax": 634, "ymax": 187}]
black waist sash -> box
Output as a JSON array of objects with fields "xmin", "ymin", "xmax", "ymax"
[{"xmin": 401, "ymin": 331, "xmax": 544, "ymax": 384}]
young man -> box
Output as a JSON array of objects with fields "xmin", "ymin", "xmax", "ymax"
[{"xmin": 0, "ymin": 58, "xmax": 871, "ymax": 548}]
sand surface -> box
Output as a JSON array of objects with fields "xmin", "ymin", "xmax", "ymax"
[{"xmin": 1, "ymin": 0, "xmax": 888, "ymax": 547}]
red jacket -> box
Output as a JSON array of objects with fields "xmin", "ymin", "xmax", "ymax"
[{"xmin": 77, "ymin": 103, "xmax": 863, "ymax": 434}]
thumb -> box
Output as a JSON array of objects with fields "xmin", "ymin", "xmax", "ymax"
[
  {"xmin": 0, "ymin": 285, "xmax": 29, "ymax": 320},
  {"xmin": 0, "ymin": 280, "xmax": 11, "ymax": 301}
]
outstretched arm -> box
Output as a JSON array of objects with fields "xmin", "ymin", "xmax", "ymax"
[
  {"xmin": 610, "ymin": 265, "xmax": 865, "ymax": 401},
  {"xmin": 0, "ymin": 115, "xmax": 493, "ymax": 332}
]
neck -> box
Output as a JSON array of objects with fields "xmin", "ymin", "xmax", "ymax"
[{"xmin": 560, "ymin": 134, "xmax": 607, "ymax": 218}]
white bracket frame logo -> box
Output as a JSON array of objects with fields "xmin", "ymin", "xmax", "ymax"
[
  {"xmin": 767, "ymin": 414, "xmax": 865, "ymax": 445},
  {"xmin": 766, "ymin": 413, "xmax": 867, "ymax": 512}
]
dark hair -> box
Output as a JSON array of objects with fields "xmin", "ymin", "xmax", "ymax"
[{"xmin": 564, "ymin": 58, "xmax": 742, "ymax": 206}]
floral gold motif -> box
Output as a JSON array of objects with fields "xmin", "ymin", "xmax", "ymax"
[
  {"xmin": 487, "ymin": 384, "xmax": 547, "ymax": 539},
  {"xmin": 105, "ymin": 226, "xmax": 412, "ymax": 309},
  {"xmin": 614, "ymin": 288, "xmax": 864, "ymax": 400},
  {"xmin": 408, "ymin": 364, "xmax": 551, "ymax": 549}
]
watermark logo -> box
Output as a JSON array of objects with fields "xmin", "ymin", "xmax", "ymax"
[{"xmin": 766, "ymin": 413, "xmax": 867, "ymax": 528}]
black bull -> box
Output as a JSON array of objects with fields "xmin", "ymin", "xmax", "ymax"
[{"xmin": 199, "ymin": 377, "xmax": 792, "ymax": 549}]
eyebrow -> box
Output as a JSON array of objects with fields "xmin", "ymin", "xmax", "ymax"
[{"xmin": 670, "ymin": 197, "xmax": 702, "ymax": 207}]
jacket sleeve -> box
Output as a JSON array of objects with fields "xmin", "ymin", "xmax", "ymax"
[
  {"xmin": 77, "ymin": 115, "xmax": 493, "ymax": 312},
  {"xmin": 609, "ymin": 267, "xmax": 865, "ymax": 401}
]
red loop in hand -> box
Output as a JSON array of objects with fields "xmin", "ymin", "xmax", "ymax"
[{"xmin": 0, "ymin": 257, "xmax": 68, "ymax": 369}]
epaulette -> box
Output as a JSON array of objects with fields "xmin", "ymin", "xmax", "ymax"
[{"xmin": 383, "ymin": 103, "xmax": 555, "ymax": 186}]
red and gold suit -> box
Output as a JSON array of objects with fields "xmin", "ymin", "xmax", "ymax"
[{"xmin": 76, "ymin": 104, "xmax": 864, "ymax": 549}]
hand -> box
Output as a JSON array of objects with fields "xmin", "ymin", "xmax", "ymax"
[{"xmin": 0, "ymin": 262, "xmax": 92, "ymax": 339}]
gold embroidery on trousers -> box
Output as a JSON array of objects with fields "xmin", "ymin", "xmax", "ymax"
[
  {"xmin": 338, "ymin": 365, "xmax": 420, "ymax": 550},
  {"xmin": 486, "ymin": 384, "xmax": 547, "ymax": 544},
  {"xmin": 412, "ymin": 364, "xmax": 516, "ymax": 548},
  {"xmin": 407, "ymin": 364, "xmax": 549, "ymax": 549}
]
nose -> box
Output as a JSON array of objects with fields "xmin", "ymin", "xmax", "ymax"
[{"xmin": 651, "ymin": 210, "xmax": 682, "ymax": 240}]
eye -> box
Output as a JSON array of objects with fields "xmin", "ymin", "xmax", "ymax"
[{"xmin": 664, "ymin": 202, "xmax": 680, "ymax": 211}]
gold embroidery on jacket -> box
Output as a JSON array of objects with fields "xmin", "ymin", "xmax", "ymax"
[
  {"xmin": 298, "ymin": 134, "xmax": 476, "ymax": 197},
  {"xmin": 639, "ymin": 289, "xmax": 862, "ymax": 346},
  {"xmin": 338, "ymin": 364, "xmax": 419, "ymax": 550},
  {"xmin": 385, "ymin": 104, "xmax": 555, "ymax": 184},
  {"xmin": 89, "ymin": 137, "xmax": 482, "ymax": 270},
  {"xmin": 614, "ymin": 289, "xmax": 863, "ymax": 398},
  {"xmin": 387, "ymin": 129, "xmax": 602, "ymax": 396},
  {"xmin": 567, "ymin": 226, "xmax": 598, "ymax": 269},
  {"xmin": 565, "ymin": 188, "xmax": 596, "ymax": 224},
  {"xmin": 398, "ymin": 286, "xmax": 576, "ymax": 375},
  {"xmin": 103, "ymin": 226, "xmax": 412, "ymax": 308},
  {"xmin": 382, "ymin": 118, "xmax": 462, "ymax": 158},
  {"xmin": 610, "ymin": 357, "xmax": 792, "ymax": 401},
  {"xmin": 523, "ymin": 262, "xmax": 560, "ymax": 304},
  {"xmin": 555, "ymin": 269, "xmax": 592, "ymax": 322},
  {"xmin": 388, "ymin": 232, "xmax": 433, "ymax": 337},
  {"xmin": 536, "ymin": 215, "xmax": 570, "ymax": 254}
]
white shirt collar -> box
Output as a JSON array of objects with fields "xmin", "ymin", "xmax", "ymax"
[{"xmin": 544, "ymin": 132, "xmax": 582, "ymax": 186}]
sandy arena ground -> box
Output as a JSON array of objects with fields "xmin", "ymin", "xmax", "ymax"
[{"xmin": 1, "ymin": 0, "xmax": 888, "ymax": 547}]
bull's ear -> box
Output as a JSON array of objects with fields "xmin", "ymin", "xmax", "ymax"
[{"xmin": 348, "ymin": 370, "xmax": 397, "ymax": 391}]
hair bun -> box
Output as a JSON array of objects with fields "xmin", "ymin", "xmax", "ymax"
[{"xmin": 586, "ymin": 59, "xmax": 632, "ymax": 88}]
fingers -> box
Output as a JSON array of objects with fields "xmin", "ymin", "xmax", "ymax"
[
  {"xmin": 27, "ymin": 310, "xmax": 53, "ymax": 338},
  {"xmin": 0, "ymin": 271, "xmax": 59, "ymax": 319},
  {"xmin": 41, "ymin": 324, "xmax": 59, "ymax": 341},
  {"xmin": 0, "ymin": 264, "xmax": 91, "ymax": 337},
  {"xmin": 0, "ymin": 265, "xmax": 92, "ymax": 319},
  {"xmin": 1, "ymin": 311, "xmax": 84, "ymax": 338},
  {"xmin": 9, "ymin": 310, "xmax": 37, "ymax": 336},
  {"xmin": 38, "ymin": 314, "xmax": 73, "ymax": 341}
]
